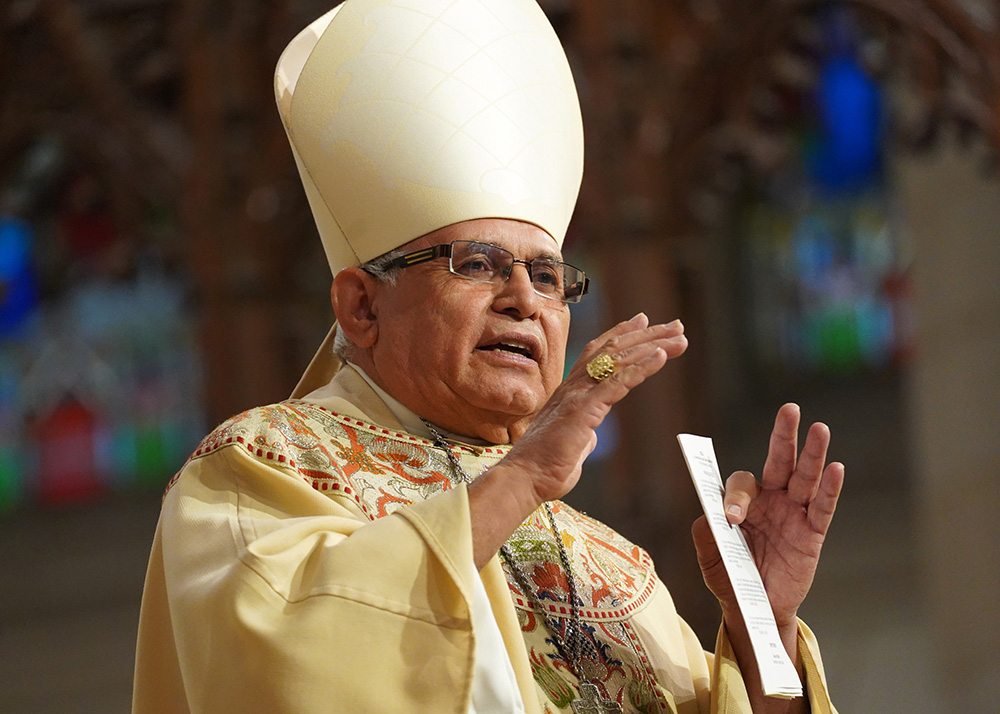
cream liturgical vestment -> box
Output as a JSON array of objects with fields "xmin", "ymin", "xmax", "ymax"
[{"xmin": 132, "ymin": 365, "xmax": 837, "ymax": 714}]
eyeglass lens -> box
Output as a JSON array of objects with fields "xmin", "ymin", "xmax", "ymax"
[{"xmin": 449, "ymin": 241, "xmax": 586, "ymax": 303}]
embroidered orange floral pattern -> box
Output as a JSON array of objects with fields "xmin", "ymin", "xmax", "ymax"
[
  {"xmin": 506, "ymin": 503, "xmax": 668, "ymax": 712},
  {"xmin": 171, "ymin": 401, "xmax": 667, "ymax": 713}
]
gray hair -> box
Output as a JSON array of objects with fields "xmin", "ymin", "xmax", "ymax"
[{"xmin": 332, "ymin": 247, "xmax": 406, "ymax": 362}]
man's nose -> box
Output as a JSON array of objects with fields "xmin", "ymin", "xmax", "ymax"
[
  {"xmin": 495, "ymin": 261, "xmax": 541, "ymax": 315},
  {"xmin": 506, "ymin": 261, "xmax": 538, "ymax": 292}
]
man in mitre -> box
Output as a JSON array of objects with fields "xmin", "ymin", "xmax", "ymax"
[{"xmin": 133, "ymin": 1, "xmax": 843, "ymax": 712}]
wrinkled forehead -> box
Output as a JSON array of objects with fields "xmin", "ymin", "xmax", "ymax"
[{"xmin": 412, "ymin": 219, "xmax": 564, "ymax": 261}]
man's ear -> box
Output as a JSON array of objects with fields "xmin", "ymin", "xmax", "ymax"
[{"xmin": 331, "ymin": 267, "xmax": 379, "ymax": 348}]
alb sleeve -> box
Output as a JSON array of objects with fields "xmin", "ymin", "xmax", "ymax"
[{"xmin": 134, "ymin": 444, "xmax": 479, "ymax": 714}]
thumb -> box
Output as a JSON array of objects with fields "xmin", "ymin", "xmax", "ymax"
[
  {"xmin": 573, "ymin": 431, "xmax": 598, "ymax": 472},
  {"xmin": 691, "ymin": 515, "xmax": 720, "ymax": 569},
  {"xmin": 723, "ymin": 470, "xmax": 759, "ymax": 525}
]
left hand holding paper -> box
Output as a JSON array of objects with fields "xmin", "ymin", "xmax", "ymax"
[{"xmin": 692, "ymin": 403, "xmax": 845, "ymax": 627}]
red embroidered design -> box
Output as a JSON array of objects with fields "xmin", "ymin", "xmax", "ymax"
[
  {"xmin": 506, "ymin": 502, "xmax": 666, "ymax": 712},
  {"xmin": 532, "ymin": 561, "xmax": 572, "ymax": 595},
  {"xmin": 166, "ymin": 401, "xmax": 486, "ymax": 520},
  {"xmin": 169, "ymin": 401, "xmax": 668, "ymax": 712}
]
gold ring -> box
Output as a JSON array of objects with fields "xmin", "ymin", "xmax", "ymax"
[{"xmin": 586, "ymin": 353, "xmax": 616, "ymax": 381}]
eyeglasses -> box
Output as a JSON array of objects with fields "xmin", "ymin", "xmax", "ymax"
[{"xmin": 384, "ymin": 240, "xmax": 590, "ymax": 303}]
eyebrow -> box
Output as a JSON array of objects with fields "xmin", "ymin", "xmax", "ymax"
[
  {"xmin": 532, "ymin": 250, "xmax": 564, "ymax": 262},
  {"xmin": 470, "ymin": 237, "xmax": 564, "ymax": 263}
]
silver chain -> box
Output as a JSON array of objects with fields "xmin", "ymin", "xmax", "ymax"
[{"xmin": 420, "ymin": 418, "xmax": 586, "ymax": 676}]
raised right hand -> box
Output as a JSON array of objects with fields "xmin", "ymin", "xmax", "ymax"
[
  {"xmin": 499, "ymin": 312, "xmax": 687, "ymax": 508},
  {"xmin": 467, "ymin": 313, "xmax": 686, "ymax": 565}
]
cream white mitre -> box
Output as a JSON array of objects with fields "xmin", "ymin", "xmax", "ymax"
[{"xmin": 275, "ymin": 0, "xmax": 584, "ymax": 397}]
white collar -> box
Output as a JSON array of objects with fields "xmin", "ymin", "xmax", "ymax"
[{"xmin": 345, "ymin": 361, "xmax": 489, "ymax": 446}]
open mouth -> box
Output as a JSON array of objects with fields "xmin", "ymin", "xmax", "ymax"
[
  {"xmin": 477, "ymin": 342, "xmax": 534, "ymax": 359},
  {"xmin": 475, "ymin": 334, "xmax": 540, "ymax": 362}
]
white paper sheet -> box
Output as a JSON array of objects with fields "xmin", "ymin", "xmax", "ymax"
[{"xmin": 677, "ymin": 433, "xmax": 803, "ymax": 699}]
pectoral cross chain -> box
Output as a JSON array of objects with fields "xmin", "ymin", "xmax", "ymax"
[{"xmin": 571, "ymin": 681, "xmax": 622, "ymax": 714}]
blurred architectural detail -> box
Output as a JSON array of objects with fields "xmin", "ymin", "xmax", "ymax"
[
  {"xmin": 894, "ymin": 136, "xmax": 999, "ymax": 714},
  {"xmin": 2, "ymin": 0, "xmax": 995, "ymax": 410},
  {"xmin": 0, "ymin": 166, "xmax": 205, "ymax": 510},
  {"xmin": 2, "ymin": 0, "xmax": 337, "ymax": 430},
  {"xmin": 737, "ymin": 11, "xmax": 909, "ymax": 379}
]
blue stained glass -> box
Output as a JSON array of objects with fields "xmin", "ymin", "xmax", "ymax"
[
  {"xmin": 0, "ymin": 216, "xmax": 39, "ymax": 337},
  {"xmin": 808, "ymin": 55, "xmax": 882, "ymax": 193}
]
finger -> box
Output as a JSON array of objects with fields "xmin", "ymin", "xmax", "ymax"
[
  {"xmin": 807, "ymin": 462, "xmax": 844, "ymax": 536},
  {"xmin": 761, "ymin": 403, "xmax": 800, "ymax": 490},
  {"xmin": 601, "ymin": 320, "xmax": 683, "ymax": 358},
  {"xmin": 651, "ymin": 333, "xmax": 688, "ymax": 360},
  {"xmin": 723, "ymin": 470, "xmax": 759, "ymax": 524},
  {"xmin": 610, "ymin": 342, "xmax": 662, "ymax": 366},
  {"xmin": 584, "ymin": 318, "xmax": 683, "ymax": 364},
  {"xmin": 578, "ymin": 327, "xmax": 682, "ymax": 382},
  {"xmin": 612, "ymin": 334, "xmax": 687, "ymax": 364},
  {"xmin": 594, "ymin": 346, "xmax": 667, "ymax": 400},
  {"xmin": 691, "ymin": 515, "xmax": 721, "ymax": 569},
  {"xmin": 570, "ymin": 323, "xmax": 682, "ymax": 413},
  {"xmin": 580, "ymin": 312, "xmax": 650, "ymax": 360},
  {"xmin": 571, "ymin": 344, "xmax": 670, "ymax": 420},
  {"xmin": 787, "ymin": 422, "xmax": 831, "ymax": 505}
]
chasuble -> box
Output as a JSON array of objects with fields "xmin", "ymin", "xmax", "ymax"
[{"xmin": 133, "ymin": 365, "xmax": 837, "ymax": 714}]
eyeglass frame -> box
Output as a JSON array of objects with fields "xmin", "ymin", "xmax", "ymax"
[{"xmin": 376, "ymin": 240, "xmax": 590, "ymax": 304}]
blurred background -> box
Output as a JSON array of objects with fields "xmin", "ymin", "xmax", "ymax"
[{"xmin": 1, "ymin": 0, "xmax": 997, "ymax": 712}]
